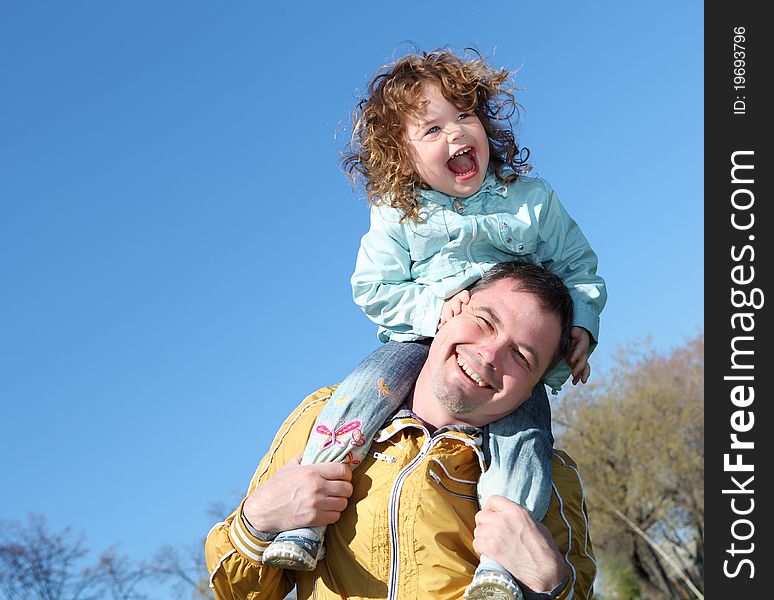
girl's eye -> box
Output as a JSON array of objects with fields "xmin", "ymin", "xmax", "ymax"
[
  {"xmin": 457, "ymin": 113, "xmax": 470, "ymax": 121},
  {"xmin": 425, "ymin": 125, "xmax": 440, "ymax": 135}
]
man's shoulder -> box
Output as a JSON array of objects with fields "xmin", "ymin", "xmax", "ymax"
[
  {"xmin": 550, "ymin": 449, "xmax": 587, "ymax": 504},
  {"xmin": 551, "ymin": 448, "xmax": 578, "ymax": 470},
  {"xmin": 289, "ymin": 385, "xmax": 337, "ymax": 419},
  {"xmin": 265, "ymin": 386, "xmax": 337, "ymax": 446},
  {"xmin": 300, "ymin": 385, "xmax": 337, "ymax": 406}
]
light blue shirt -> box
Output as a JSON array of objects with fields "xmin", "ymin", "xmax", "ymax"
[{"xmin": 351, "ymin": 173, "xmax": 607, "ymax": 391}]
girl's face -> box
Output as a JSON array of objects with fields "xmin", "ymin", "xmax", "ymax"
[{"xmin": 404, "ymin": 83, "xmax": 490, "ymax": 199}]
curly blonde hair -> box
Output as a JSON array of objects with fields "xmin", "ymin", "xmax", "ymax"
[{"xmin": 342, "ymin": 48, "xmax": 531, "ymax": 223}]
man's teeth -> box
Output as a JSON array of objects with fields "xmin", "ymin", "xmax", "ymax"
[{"xmin": 457, "ymin": 355, "xmax": 487, "ymax": 387}]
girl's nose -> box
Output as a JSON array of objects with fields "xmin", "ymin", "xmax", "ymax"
[{"xmin": 446, "ymin": 123, "xmax": 465, "ymax": 143}]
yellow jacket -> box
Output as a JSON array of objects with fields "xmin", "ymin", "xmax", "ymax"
[{"xmin": 205, "ymin": 387, "xmax": 596, "ymax": 599}]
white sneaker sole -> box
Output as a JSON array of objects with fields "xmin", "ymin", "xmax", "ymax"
[
  {"xmin": 262, "ymin": 541, "xmax": 323, "ymax": 571},
  {"xmin": 464, "ymin": 572, "xmax": 523, "ymax": 600}
]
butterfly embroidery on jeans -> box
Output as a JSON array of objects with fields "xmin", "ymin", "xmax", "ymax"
[
  {"xmin": 316, "ymin": 420, "xmax": 363, "ymax": 449},
  {"xmin": 343, "ymin": 451, "xmax": 361, "ymax": 466},
  {"xmin": 376, "ymin": 377, "xmax": 393, "ymax": 398}
]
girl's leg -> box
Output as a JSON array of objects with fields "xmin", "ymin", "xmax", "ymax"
[
  {"xmin": 464, "ymin": 384, "xmax": 553, "ymax": 600},
  {"xmin": 262, "ymin": 340, "xmax": 430, "ymax": 570},
  {"xmin": 478, "ymin": 383, "xmax": 553, "ymax": 519},
  {"xmin": 300, "ymin": 340, "xmax": 430, "ymax": 468}
]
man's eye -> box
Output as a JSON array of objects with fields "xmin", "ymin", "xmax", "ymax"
[
  {"xmin": 477, "ymin": 316, "xmax": 492, "ymax": 330},
  {"xmin": 457, "ymin": 113, "xmax": 470, "ymax": 120},
  {"xmin": 512, "ymin": 349, "xmax": 533, "ymax": 370}
]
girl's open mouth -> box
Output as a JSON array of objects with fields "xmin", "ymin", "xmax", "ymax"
[{"xmin": 447, "ymin": 147, "xmax": 478, "ymax": 179}]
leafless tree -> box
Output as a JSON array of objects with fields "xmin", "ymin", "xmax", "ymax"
[
  {"xmin": 150, "ymin": 541, "xmax": 214, "ymax": 599},
  {"xmin": 0, "ymin": 501, "xmax": 239, "ymax": 600},
  {"xmin": 0, "ymin": 514, "xmax": 154, "ymax": 600},
  {"xmin": 0, "ymin": 514, "xmax": 104, "ymax": 600},
  {"xmin": 97, "ymin": 549, "xmax": 152, "ymax": 600}
]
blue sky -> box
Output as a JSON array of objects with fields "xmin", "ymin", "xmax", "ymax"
[{"xmin": 1, "ymin": 1, "xmax": 703, "ymax": 567}]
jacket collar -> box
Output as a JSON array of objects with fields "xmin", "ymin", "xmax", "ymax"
[
  {"xmin": 374, "ymin": 407, "xmax": 487, "ymax": 472},
  {"xmin": 375, "ymin": 406, "xmax": 482, "ymax": 441},
  {"xmin": 416, "ymin": 171, "xmax": 509, "ymax": 209}
]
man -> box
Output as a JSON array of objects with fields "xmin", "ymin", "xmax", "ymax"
[{"xmin": 205, "ymin": 262, "xmax": 596, "ymax": 600}]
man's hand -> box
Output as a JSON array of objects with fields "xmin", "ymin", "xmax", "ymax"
[
  {"xmin": 438, "ymin": 290, "xmax": 471, "ymax": 330},
  {"xmin": 242, "ymin": 455, "xmax": 353, "ymax": 533},
  {"xmin": 473, "ymin": 496, "xmax": 568, "ymax": 595},
  {"xmin": 568, "ymin": 327, "xmax": 591, "ymax": 385}
]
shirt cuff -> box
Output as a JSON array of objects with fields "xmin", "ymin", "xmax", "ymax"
[
  {"xmin": 572, "ymin": 303, "xmax": 600, "ymax": 345},
  {"xmin": 241, "ymin": 512, "xmax": 278, "ymax": 542},
  {"xmin": 523, "ymin": 574, "xmax": 570, "ymax": 600},
  {"xmin": 416, "ymin": 291, "xmax": 445, "ymax": 337},
  {"xmin": 227, "ymin": 500, "xmax": 275, "ymax": 564}
]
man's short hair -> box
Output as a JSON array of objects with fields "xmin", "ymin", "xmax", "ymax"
[{"xmin": 469, "ymin": 261, "xmax": 574, "ymax": 370}]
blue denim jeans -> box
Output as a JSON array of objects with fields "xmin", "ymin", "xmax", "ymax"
[
  {"xmin": 477, "ymin": 384, "xmax": 553, "ymax": 578},
  {"xmin": 281, "ymin": 342, "xmax": 429, "ymax": 548},
  {"xmin": 479, "ymin": 383, "xmax": 553, "ymax": 520},
  {"xmin": 301, "ymin": 340, "xmax": 430, "ymax": 468}
]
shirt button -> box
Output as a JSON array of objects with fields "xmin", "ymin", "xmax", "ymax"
[
  {"xmin": 506, "ymin": 238, "xmax": 513, "ymax": 244},
  {"xmin": 517, "ymin": 243, "xmax": 524, "ymax": 250}
]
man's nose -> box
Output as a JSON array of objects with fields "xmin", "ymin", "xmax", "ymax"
[{"xmin": 476, "ymin": 339, "xmax": 505, "ymax": 366}]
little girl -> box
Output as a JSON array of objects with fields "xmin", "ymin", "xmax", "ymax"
[{"xmin": 262, "ymin": 48, "xmax": 607, "ymax": 600}]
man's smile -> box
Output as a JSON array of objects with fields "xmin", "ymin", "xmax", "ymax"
[{"xmin": 455, "ymin": 350, "xmax": 495, "ymax": 390}]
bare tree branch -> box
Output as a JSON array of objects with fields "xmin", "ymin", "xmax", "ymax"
[{"xmin": 0, "ymin": 514, "xmax": 155, "ymax": 600}]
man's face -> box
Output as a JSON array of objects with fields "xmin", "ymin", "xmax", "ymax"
[{"xmin": 416, "ymin": 280, "xmax": 562, "ymax": 428}]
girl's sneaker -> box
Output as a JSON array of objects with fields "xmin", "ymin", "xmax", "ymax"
[
  {"xmin": 464, "ymin": 565, "xmax": 524, "ymax": 600},
  {"xmin": 262, "ymin": 528, "xmax": 325, "ymax": 571}
]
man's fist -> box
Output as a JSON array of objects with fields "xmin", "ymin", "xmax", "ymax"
[
  {"xmin": 243, "ymin": 455, "xmax": 353, "ymax": 533},
  {"xmin": 473, "ymin": 496, "xmax": 568, "ymax": 594}
]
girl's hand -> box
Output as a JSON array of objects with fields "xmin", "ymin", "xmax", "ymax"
[
  {"xmin": 568, "ymin": 327, "xmax": 591, "ymax": 385},
  {"xmin": 438, "ymin": 290, "xmax": 471, "ymax": 330}
]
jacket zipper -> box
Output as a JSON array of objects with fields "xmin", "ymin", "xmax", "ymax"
[
  {"xmin": 387, "ymin": 435, "xmax": 430, "ymax": 600},
  {"xmin": 386, "ymin": 433, "xmax": 485, "ymax": 599}
]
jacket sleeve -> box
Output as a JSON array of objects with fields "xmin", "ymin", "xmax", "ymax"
[
  {"xmin": 547, "ymin": 451, "xmax": 598, "ymax": 600},
  {"xmin": 533, "ymin": 180, "xmax": 607, "ymax": 392},
  {"xmin": 204, "ymin": 388, "xmax": 334, "ymax": 600},
  {"xmin": 350, "ymin": 205, "xmax": 445, "ymax": 339},
  {"xmin": 534, "ymin": 180, "xmax": 607, "ymax": 345}
]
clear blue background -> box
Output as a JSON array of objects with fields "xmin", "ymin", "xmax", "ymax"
[{"xmin": 1, "ymin": 1, "xmax": 703, "ymax": 564}]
